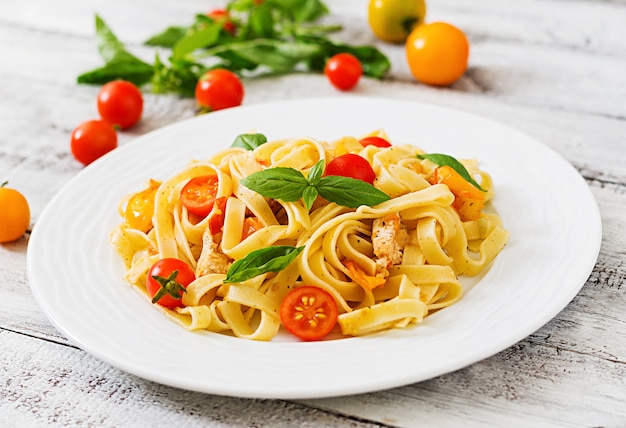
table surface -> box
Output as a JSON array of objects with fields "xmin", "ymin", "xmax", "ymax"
[{"xmin": 2, "ymin": 0, "xmax": 625, "ymax": 427}]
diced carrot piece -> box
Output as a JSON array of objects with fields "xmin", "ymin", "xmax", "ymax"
[
  {"xmin": 430, "ymin": 166, "xmax": 485, "ymax": 221},
  {"xmin": 344, "ymin": 260, "xmax": 386, "ymax": 290}
]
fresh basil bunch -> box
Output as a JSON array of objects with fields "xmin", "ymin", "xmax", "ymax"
[{"xmin": 77, "ymin": 0, "xmax": 391, "ymax": 96}]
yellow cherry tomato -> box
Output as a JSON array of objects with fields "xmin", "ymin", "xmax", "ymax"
[
  {"xmin": 368, "ymin": 0, "xmax": 427, "ymax": 44},
  {"xmin": 124, "ymin": 179, "xmax": 161, "ymax": 233},
  {"xmin": 0, "ymin": 182, "xmax": 30, "ymax": 243},
  {"xmin": 405, "ymin": 21, "xmax": 469, "ymax": 86}
]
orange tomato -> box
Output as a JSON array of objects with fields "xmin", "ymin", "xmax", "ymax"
[
  {"xmin": 0, "ymin": 182, "xmax": 30, "ymax": 243},
  {"xmin": 405, "ymin": 22, "xmax": 469, "ymax": 86}
]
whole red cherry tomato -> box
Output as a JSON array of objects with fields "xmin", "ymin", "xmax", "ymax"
[
  {"xmin": 359, "ymin": 136, "xmax": 391, "ymax": 148},
  {"xmin": 97, "ymin": 80, "xmax": 143, "ymax": 129},
  {"xmin": 280, "ymin": 286, "xmax": 338, "ymax": 341},
  {"xmin": 325, "ymin": 153, "xmax": 376, "ymax": 185},
  {"xmin": 70, "ymin": 120, "xmax": 118, "ymax": 166},
  {"xmin": 146, "ymin": 258, "xmax": 196, "ymax": 309},
  {"xmin": 324, "ymin": 53, "xmax": 363, "ymax": 91},
  {"xmin": 207, "ymin": 9, "xmax": 236, "ymax": 34},
  {"xmin": 195, "ymin": 69, "xmax": 244, "ymax": 112}
]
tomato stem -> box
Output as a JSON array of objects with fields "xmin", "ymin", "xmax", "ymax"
[{"xmin": 150, "ymin": 270, "xmax": 187, "ymax": 303}]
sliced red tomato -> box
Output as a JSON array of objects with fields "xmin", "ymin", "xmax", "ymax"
[
  {"xmin": 180, "ymin": 175, "xmax": 219, "ymax": 217},
  {"xmin": 325, "ymin": 153, "xmax": 376, "ymax": 185},
  {"xmin": 146, "ymin": 258, "xmax": 196, "ymax": 309},
  {"xmin": 359, "ymin": 136, "xmax": 391, "ymax": 148},
  {"xmin": 280, "ymin": 286, "xmax": 338, "ymax": 341}
]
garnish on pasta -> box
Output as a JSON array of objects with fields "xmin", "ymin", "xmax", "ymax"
[{"xmin": 110, "ymin": 131, "xmax": 509, "ymax": 341}]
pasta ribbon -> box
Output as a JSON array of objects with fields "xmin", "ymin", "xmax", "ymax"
[{"xmin": 111, "ymin": 133, "xmax": 509, "ymax": 341}]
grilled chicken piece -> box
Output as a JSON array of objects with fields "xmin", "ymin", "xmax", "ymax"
[
  {"xmin": 195, "ymin": 226, "xmax": 231, "ymax": 277},
  {"xmin": 372, "ymin": 213, "xmax": 410, "ymax": 274}
]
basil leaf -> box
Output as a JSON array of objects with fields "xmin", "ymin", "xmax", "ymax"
[
  {"xmin": 173, "ymin": 18, "xmax": 222, "ymax": 60},
  {"xmin": 77, "ymin": 61, "xmax": 154, "ymax": 86},
  {"xmin": 302, "ymin": 185, "xmax": 319, "ymax": 210},
  {"xmin": 240, "ymin": 167, "xmax": 308, "ymax": 201},
  {"xmin": 224, "ymin": 245, "xmax": 304, "ymax": 283},
  {"xmin": 78, "ymin": 15, "xmax": 154, "ymax": 86},
  {"xmin": 231, "ymin": 133, "xmax": 268, "ymax": 150},
  {"xmin": 247, "ymin": 2, "xmax": 275, "ymax": 38},
  {"xmin": 418, "ymin": 153, "xmax": 486, "ymax": 191},
  {"xmin": 274, "ymin": 0, "xmax": 329, "ymax": 23},
  {"xmin": 144, "ymin": 26, "xmax": 187, "ymax": 48},
  {"xmin": 317, "ymin": 176, "xmax": 390, "ymax": 208},
  {"xmin": 307, "ymin": 160, "xmax": 324, "ymax": 183},
  {"xmin": 211, "ymin": 40, "xmax": 323, "ymax": 73}
]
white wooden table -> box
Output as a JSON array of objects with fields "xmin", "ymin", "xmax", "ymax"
[{"xmin": 2, "ymin": 0, "xmax": 625, "ymax": 426}]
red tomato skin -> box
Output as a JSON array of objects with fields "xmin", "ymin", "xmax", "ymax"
[
  {"xmin": 208, "ymin": 197, "xmax": 227, "ymax": 234},
  {"xmin": 70, "ymin": 120, "xmax": 118, "ymax": 166},
  {"xmin": 180, "ymin": 175, "xmax": 219, "ymax": 218},
  {"xmin": 208, "ymin": 9, "xmax": 236, "ymax": 34},
  {"xmin": 324, "ymin": 53, "xmax": 363, "ymax": 91},
  {"xmin": 97, "ymin": 80, "xmax": 144, "ymax": 129},
  {"xmin": 359, "ymin": 136, "xmax": 391, "ymax": 148},
  {"xmin": 280, "ymin": 286, "xmax": 339, "ymax": 341},
  {"xmin": 195, "ymin": 69, "xmax": 244, "ymax": 111},
  {"xmin": 325, "ymin": 153, "xmax": 376, "ymax": 185},
  {"xmin": 146, "ymin": 258, "xmax": 196, "ymax": 309}
]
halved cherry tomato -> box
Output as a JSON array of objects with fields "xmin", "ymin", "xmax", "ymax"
[
  {"xmin": 124, "ymin": 179, "xmax": 161, "ymax": 233},
  {"xmin": 70, "ymin": 119, "xmax": 118, "ymax": 166},
  {"xmin": 195, "ymin": 69, "xmax": 244, "ymax": 112},
  {"xmin": 207, "ymin": 9, "xmax": 236, "ymax": 34},
  {"xmin": 324, "ymin": 53, "xmax": 363, "ymax": 91},
  {"xmin": 180, "ymin": 175, "xmax": 219, "ymax": 218},
  {"xmin": 280, "ymin": 286, "xmax": 338, "ymax": 341},
  {"xmin": 0, "ymin": 182, "xmax": 30, "ymax": 243},
  {"xmin": 146, "ymin": 258, "xmax": 196, "ymax": 309},
  {"xmin": 405, "ymin": 22, "xmax": 470, "ymax": 87},
  {"xmin": 359, "ymin": 136, "xmax": 391, "ymax": 148},
  {"xmin": 97, "ymin": 80, "xmax": 143, "ymax": 129},
  {"xmin": 325, "ymin": 153, "xmax": 376, "ymax": 185}
]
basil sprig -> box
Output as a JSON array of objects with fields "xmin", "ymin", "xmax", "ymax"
[
  {"xmin": 418, "ymin": 153, "xmax": 486, "ymax": 192},
  {"xmin": 77, "ymin": 0, "xmax": 391, "ymax": 96},
  {"xmin": 240, "ymin": 160, "xmax": 390, "ymax": 210},
  {"xmin": 224, "ymin": 245, "xmax": 304, "ymax": 283}
]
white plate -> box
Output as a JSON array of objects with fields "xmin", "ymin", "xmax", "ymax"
[{"xmin": 27, "ymin": 96, "xmax": 601, "ymax": 399}]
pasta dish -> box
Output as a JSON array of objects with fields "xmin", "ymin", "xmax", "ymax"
[{"xmin": 110, "ymin": 131, "xmax": 509, "ymax": 341}]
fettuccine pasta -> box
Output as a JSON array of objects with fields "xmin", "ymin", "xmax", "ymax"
[{"xmin": 110, "ymin": 131, "xmax": 509, "ymax": 341}]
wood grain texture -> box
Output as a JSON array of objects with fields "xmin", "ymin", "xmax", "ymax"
[{"xmin": 1, "ymin": 0, "xmax": 625, "ymax": 426}]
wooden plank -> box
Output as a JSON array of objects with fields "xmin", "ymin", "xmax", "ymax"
[
  {"xmin": 0, "ymin": 331, "xmax": 382, "ymax": 428},
  {"xmin": 303, "ymin": 341, "xmax": 626, "ymax": 427}
]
